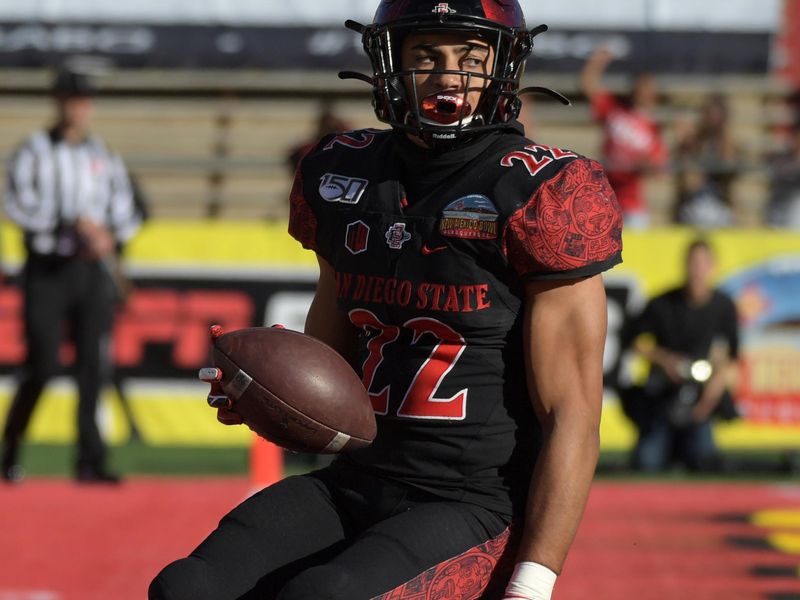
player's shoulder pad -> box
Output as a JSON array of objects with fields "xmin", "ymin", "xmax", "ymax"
[
  {"xmin": 298, "ymin": 127, "xmax": 393, "ymax": 205},
  {"xmin": 502, "ymin": 155, "xmax": 623, "ymax": 279},
  {"xmin": 493, "ymin": 138, "xmax": 584, "ymax": 187},
  {"xmin": 485, "ymin": 138, "xmax": 588, "ymax": 214},
  {"xmin": 301, "ymin": 128, "xmax": 392, "ymax": 170},
  {"xmin": 289, "ymin": 128, "xmax": 391, "ymax": 254}
]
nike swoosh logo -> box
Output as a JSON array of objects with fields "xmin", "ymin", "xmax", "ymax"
[{"xmin": 421, "ymin": 244, "xmax": 448, "ymax": 256}]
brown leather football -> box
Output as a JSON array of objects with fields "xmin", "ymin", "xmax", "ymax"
[{"xmin": 211, "ymin": 327, "xmax": 375, "ymax": 454}]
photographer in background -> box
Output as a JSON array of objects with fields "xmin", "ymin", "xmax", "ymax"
[
  {"xmin": 623, "ymin": 238, "xmax": 739, "ymax": 472},
  {"xmin": 1, "ymin": 69, "xmax": 142, "ymax": 484}
]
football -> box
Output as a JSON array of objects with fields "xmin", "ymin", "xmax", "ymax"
[{"xmin": 211, "ymin": 326, "xmax": 376, "ymax": 454}]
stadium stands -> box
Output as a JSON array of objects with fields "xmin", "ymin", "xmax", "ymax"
[{"xmin": 0, "ymin": 70, "xmax": 794, "ymax": 223}]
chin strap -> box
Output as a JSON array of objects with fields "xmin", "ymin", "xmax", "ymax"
[
  {"xmin": 338, "ymin": 71, "xmax": 375, "ymax": 85},
  {"xmin": 518, "ymin": 86, "xmax": 571, "ymax": 106},
  {"xmin": 518, "ymin": 24, "xmax": 571, "ymax": 106},
  {"xmin": 344, "ymin": 19, "xmax": 366, "ymax": 34},
  {"xmin": 338, "ymin": 73, "xmax": 572, "ymax": 107},
  {"xmin": 530, "ymin": 24, "xmax": 549, "ymax": 38}
]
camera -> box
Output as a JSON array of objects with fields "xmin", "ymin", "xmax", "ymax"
[{"xmin": 667, "ymin": 359, "xmax": 713, "ymax": 426}]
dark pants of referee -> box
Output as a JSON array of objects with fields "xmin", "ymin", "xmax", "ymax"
[
  {"xmin": 149, "ymin": 462, "xmax": 516, "ymax": 600},
  {"xmin": 1, "ymin": 254, "xmax": 114, "ymax": 477}
]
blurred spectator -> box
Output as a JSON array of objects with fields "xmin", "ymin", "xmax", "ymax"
[
  {"xmin": 767, "ymin": 96, "xmax": 800, "ymax": 229},
  {"xmin": 621, "ymin": 238, "xmax": 739, "ymax": 472},
  {"xmin": 286, "ymin": 103, "xmax": 353, "ymax": 175},
  {"xmin": 672, "ymin": 94, "xmax": 739, "ymax": 228},
  {"xmin": 1, "ymin": 69, "xmax": 142, "ymax": 484},
  {"xmin": 767, "ymin": 124, "xmax": 800, "ymax": 227},
  {"xmin": 581, "ymin": 46, "xmax": 668, "ymax": 228},
  {"xmin": 788, "ymin": 88, "xmax": 800, "ymax": 130}
]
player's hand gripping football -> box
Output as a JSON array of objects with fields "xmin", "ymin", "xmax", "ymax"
[
  {"xmin": 199, "ymin": 324, "xmax": 289, "ymax": 426},
  {"xmin": 199, "ymin": 325, "xmax": 243, "ymax": 426}
]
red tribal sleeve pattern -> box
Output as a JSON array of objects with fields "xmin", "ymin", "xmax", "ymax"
[
  {"xmin": 371, "ymin": 527, "xmax": 516, "ymax": 600},
  {"xmin": 287, "ymin": 163, "xmax": 320, "ymax": 253},
  {"xmin": 503, "ymin": 158, "xmax": 623, "ymax": 279}
]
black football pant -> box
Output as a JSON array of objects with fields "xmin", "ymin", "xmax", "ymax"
[
  {"xmin": 2, "ymin": 255, "xmax": 113, "ymax": 471},
  {"xmin": 149, "ymin": 463, "xmax": 514, "ymax": 600}
]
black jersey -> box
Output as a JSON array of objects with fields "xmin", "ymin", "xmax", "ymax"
[
  {"xmin": 629, "ymin": 288, "xmax": 740, "ymax": 361},
  {"xmin": 289, "ymin": 126, "xmax": 623, "ymax": 516}
]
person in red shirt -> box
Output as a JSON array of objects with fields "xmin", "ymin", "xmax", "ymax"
[{"xmin": 581, "ymin": 46, "xmax": 668, "ymax": 227}]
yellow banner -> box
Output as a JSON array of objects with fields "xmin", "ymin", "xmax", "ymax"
[
  {"xmin": 3, "ymin": 221, "xmax": 797, "ymax": 276},
  {"xmin": 1, "ymin": 221, "xmax": 799, "ymax": 450}
]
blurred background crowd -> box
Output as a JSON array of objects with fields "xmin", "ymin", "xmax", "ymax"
[{"xmin": 0, "ymin": 1, "xmax": 797, "ymax": 227}]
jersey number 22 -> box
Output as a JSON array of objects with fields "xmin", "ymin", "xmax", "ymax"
[{"xmin": 349, "ymin": 309, "xmax": 468, "ymax": 420}]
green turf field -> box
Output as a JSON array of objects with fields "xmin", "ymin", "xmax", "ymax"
[
  {"xmin": 15, "ymin": 442, "xmax": 250, "ymax": 477},
  {"xmin": 13, "ymin": 442, "xmax": 799, "ymax": 481}
]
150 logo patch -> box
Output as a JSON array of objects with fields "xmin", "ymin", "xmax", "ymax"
[{"xmin": 319, "ymin": 173, "xmax": 369, "ymax": 204}]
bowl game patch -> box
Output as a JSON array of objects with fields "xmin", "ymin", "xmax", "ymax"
[{"xmin": 439, "ymin": 195, "xmax": 499, "ymax": 240}]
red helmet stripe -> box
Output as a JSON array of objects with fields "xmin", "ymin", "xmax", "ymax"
[
  {"xmin": 480, "ymin": 0, "xmax": 522, "ymax": 28},
  {"xmin": 383, "ymin": 0, "xmax": 411, "ymax": 21}
]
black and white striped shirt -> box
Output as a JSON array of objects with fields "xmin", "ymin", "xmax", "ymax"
[{"xmin": 5, "ymin": 128, "xmax": 142, "ymax": 257}]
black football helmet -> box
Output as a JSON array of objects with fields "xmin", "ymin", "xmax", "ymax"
[{"xmin": 340, "ymin": 0, "xmax": 567, "ymax": 148}]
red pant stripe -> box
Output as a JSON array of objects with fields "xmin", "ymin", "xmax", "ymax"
[{"xmin": 371, "ymin": 526, "xmax": 517, "ymax": 600}]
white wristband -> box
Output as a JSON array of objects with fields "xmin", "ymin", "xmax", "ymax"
[{"xmin": 503, "ymin": 561, "xmax": 558, "ymax": 600}]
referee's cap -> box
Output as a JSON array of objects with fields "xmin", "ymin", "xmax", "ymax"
[{"xmin": 52, "ymin": 69, "xmax": 95, "ymax": 98}]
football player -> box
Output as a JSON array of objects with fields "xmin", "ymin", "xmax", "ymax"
[{"xmin": 150, "ymin": 1, "xmax": 622, "ymax": 599}]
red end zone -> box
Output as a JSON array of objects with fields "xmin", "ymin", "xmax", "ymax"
[
  {"xmin": 566, "ymin": 483, "xmax": 800, "ymax": 599},
  {"xmin": 0, "ymin": 480, "xmax": 798, "ymax": 599},
  {"xmin": 0, "ymin": 478, "xmax": 252, "ymax": 600}
]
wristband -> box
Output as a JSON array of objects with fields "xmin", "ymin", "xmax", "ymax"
[{"xmin": 503, "ymin": 561, "xmax": 557, "ymax": 600}]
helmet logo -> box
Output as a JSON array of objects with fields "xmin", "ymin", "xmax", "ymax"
[{"xmin": 432, "ymin": 3, "xmax": 456, "ymax": 14}]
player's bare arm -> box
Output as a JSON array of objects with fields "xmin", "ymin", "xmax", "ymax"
[
  {"xmin": 304, "ymin": 254, "xmax": 360, "ymax": 364},
  {"xmin": 518, "ymin": 275, "xmax": 607, "ymax": 572}
]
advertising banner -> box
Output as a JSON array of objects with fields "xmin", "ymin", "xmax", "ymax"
[
  {"xmin": 0, "ymin": 0, "xmax": 781, "ymax": 30},
  {"xmin": 0, "ymin": 0, "xmax": 781, "ymax": 74},
  {"xmin": 0, "ymin": 22, "xmax": 774, "ymax": 75}
]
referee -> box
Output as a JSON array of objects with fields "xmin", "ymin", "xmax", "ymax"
[{"xmin": 2, "ymin": 70, "xmax": 142, "ymax": 483}]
